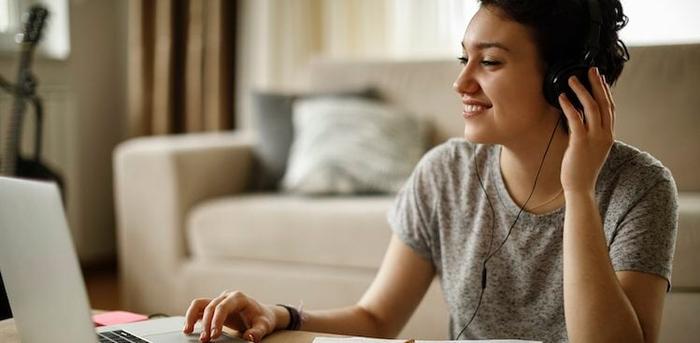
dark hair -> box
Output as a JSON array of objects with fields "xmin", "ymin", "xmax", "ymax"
[{"xmin": 478, "ymin": 0, "xmax": 629, "ymax": 85}]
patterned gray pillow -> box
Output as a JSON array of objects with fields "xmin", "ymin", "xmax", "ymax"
[
  {"xmin": 282, "ymin": 97, "xmax": 427, "ymax": 195},
  {"xmin": 250, "ymin": 88, "xmax": 379, "ymax": 191}
]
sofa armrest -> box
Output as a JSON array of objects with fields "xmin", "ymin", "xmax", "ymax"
[{"xmin": 113, "ymin": 131, "xmax": 254, "ymax": 313}]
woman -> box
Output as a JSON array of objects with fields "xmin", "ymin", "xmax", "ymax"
[{"xmin": 183, "ymin": 0, "xmax": 677, "ymax": 342}]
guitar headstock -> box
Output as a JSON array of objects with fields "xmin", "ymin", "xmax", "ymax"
[{"xmin": 15, "ymin": 5, "xmax": 49, "ymax": 46}]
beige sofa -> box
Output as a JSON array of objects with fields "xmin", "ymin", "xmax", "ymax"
[{"xmin": 114, "ymin": 44, "xmax": 700, "ymax": 342}]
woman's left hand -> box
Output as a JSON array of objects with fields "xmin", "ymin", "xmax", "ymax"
[{"xmin": 558, "ymin": 67, "xmax": 615, "ymax": 194}]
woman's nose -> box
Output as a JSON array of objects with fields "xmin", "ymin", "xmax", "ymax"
[{"xmin": 452, "ymin": 67, "xmax": 479, "ymax": 95}]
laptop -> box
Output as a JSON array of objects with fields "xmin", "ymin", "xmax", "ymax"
[{"xmin": 0, "ymin": 177, "xmax": 243, "ymax": 342}]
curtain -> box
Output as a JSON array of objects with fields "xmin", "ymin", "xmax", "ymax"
[{"xmin": 127, "ymin": 0, "xmax": 235, "ymax": 137}]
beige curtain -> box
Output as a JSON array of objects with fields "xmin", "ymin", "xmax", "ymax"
[{"xmin": 127, "ymin": 0, "xmax": 236, "ymax": 137}]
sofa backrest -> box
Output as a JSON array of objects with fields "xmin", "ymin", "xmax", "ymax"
[{"xmin": 304, "ymin": 44, "xmax": 700, "ymax": 192}]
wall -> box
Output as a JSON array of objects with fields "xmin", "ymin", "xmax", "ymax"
[{"xmin": 66, "ymin": 0, "xmax": 127, "ymax": 263}]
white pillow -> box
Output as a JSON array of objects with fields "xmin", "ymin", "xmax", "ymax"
[{"xmin": 282, "ymin": 97, "xmax": 427, "ymax": 195}]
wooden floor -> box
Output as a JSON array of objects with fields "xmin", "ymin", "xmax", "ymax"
[{"xmin": 83, "ymin": 264, "xmax": 122, "ymax": 311}]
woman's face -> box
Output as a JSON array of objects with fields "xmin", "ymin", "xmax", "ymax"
[{"xmin": 453, "ymin": 5, "xmax": 559, "ymax": 145}]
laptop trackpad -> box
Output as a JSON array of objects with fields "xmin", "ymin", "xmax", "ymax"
[{"xmin": 144, "ymin": 331, "xmax": 246, "ymax": 342}]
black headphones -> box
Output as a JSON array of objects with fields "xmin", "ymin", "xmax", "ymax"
[{"xmin": 543, "ymin": 0, "xmax": 602, "ymax": 112}]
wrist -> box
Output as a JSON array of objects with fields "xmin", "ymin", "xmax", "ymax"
[
  {"xmin": 276, "ymin": 304, "xmax": 303, "ymax": 330},
  {"xmin": 271, "ymin": 304, "xmax": 290, "ymax": 330},
  {"xmin": 563, "ymin": 189, "xmax": 597, "ymax": 212},
  {"xmin": 563, "ymin": 188, "xmax": 595, "ymax": 200}
]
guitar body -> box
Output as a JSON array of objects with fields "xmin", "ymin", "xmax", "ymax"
[{"xmin": 16, "ymin": 156, "xmax": 65, "ymax": 198}]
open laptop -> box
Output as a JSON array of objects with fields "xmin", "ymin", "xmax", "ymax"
[{"xmin": 0, "ymin": 177, "xmax": 243, "ymax": 342}]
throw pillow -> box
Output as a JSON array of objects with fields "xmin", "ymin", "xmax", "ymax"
[
  {"xmin": 251, "ymin": 88, "xmax": 380, "ymax": 191},
  {"xmin": 282, "ymin": 97, "xmax": 427, "ymax": 195}
]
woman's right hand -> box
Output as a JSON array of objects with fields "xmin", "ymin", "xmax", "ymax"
[{"xmin": 183, "ymin": 290, "xmax": 280, "ymax": 343}]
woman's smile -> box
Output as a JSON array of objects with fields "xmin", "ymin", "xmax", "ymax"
[{"xmin": 462, "ymin": 99, "xmax": 492, "ymax": 118}]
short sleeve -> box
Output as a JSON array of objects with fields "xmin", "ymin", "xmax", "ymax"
[
  {"xmin": 609, "ymin": 177, "xmax": 679, "ymax": 290},
  {"xmin": 387, "ymin": 150, "xmax": 440, "ymax": 262}
]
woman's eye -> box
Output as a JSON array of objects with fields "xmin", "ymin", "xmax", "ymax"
[{"xmin": 457, "ymin": 57, "xmax": 500, "ymax": 67}]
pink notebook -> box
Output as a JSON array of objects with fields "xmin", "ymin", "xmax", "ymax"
[{"xmin": 92, "ymin": 311, "xmax": 149, "ymax": 327}]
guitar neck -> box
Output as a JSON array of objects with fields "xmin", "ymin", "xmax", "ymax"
[
  {"xmin": 1, "ymin": 46, "xmax": 33, "ymax": 176},
  {"xmin": 1, "ymin": 5, "xmax": 47, "ymax": 176}
]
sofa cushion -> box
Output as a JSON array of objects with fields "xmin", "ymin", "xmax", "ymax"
[
  {"xmin": 283, "ymin": 97, "xmax": 427, "ymax": 195},
  {"xmin": 251, "ymin": 88, "xmax": 380, "ymax": 191},
  {"xmin": 187, "ymin": 194, "xmax": 394, "ymax": 269}
]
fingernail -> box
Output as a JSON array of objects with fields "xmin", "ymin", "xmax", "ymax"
[
  {"xmin": 211, "ymin": 328, "xmax": 218, "ymax": 337},
  {"xmin": 595, "ymin": 67, "xmax": 600, "ymax": 75}
]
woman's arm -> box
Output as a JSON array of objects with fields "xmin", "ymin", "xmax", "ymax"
[
  {"xmin": 562, "ymin": 191, "xmax": 666, "ymax": 342},
  {"xmin": 186, "ymin": 234, "xmax": 435, "ymax": 342},
  {"xmin": 559, "ymin": 67, "xmax": 667, "ymax": 343},
  {"xmin": 295, "ymin": 234, "xmax": 436, "ymax": 338}
]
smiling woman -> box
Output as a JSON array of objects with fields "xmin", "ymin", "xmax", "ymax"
[{"xmin": 183, "ymin": 1, "xmax": 677, "ymax": 343}]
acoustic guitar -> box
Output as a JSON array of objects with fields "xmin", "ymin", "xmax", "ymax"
[{"xmin": 0, "ymin": 5, "xmax": 64, "ymax": 194}]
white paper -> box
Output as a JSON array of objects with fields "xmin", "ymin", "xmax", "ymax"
[{"xmin": 312, "ymin": 338, "xmax": 541, "ymax": 343}]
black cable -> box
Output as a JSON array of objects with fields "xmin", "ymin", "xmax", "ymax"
[
  {"xmin": 484, "ymin": 116, "xmax": 561, "ymax": 266},
  {"xmin": 455, "ymin": 116, "xmax": 562, "ymax": 340},
  {"xmin": 475, "ymin": 143, "xmax": 498, "ymax": 270}
]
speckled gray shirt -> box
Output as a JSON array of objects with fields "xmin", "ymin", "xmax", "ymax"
[{"xmin": 387, "ymin": 139, "xmax": 678, "ymax": 343}]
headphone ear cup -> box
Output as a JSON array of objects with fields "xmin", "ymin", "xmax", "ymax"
[
  {"xmin": 543, "ymin": 62, "xmax": 592, "ymax": 112},
  {"xmin": 543, "ymin": 63, "xmax": 566, "ymax": 110}
]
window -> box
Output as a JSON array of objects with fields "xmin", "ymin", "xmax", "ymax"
[
  {"xmin": 620, "ymin": 0, "xmax": 700, "ymax": 45},
  {"xmin": 0, "ymin": 0, "xmax": 22, "ymax": 54},
  {"xmin": 385, "ymin": 0, "xmax": 700, "ymax": 60},
  {"xmin": 0, "ymin": 0, "xmax": 70, "ymax": 59}
]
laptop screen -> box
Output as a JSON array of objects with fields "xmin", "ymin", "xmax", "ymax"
[{"xmin": 0, "ymin": 177, "xmax": 98, "ymax": 342}]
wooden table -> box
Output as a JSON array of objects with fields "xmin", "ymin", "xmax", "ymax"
[{"xmin": 0, "ymin": 316, "xmax": 342, "ymax": 342}]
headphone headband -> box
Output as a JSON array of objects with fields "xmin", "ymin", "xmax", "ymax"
[{"xmin": 542, "ymin": 0, "xmax": 604, "ymax": 111}]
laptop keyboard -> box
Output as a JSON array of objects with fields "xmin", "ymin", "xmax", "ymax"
[{"xmin": 98, "ymin": 330, "xmax": 150, "ymax": 343}]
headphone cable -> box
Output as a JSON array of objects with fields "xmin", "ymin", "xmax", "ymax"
[{"xmin": 455, "ymin": 115, "xmax": 562, "ymax": 340}]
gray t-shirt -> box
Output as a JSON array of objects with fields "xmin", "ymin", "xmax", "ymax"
[{"xmin": 387, "ymin": 139, "xmax": 678, "ymax": 343}]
